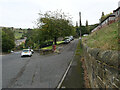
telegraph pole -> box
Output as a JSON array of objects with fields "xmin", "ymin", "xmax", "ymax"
[
  {"xmin": 79, "ymin": 12, "xmax": 82, "ymax": 48},
  {"xmin": 79, "ymin": 12, "xmax": 82, "ymax": 39}
]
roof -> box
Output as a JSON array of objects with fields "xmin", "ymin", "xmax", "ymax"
[
  {"xmin": 23, "ymin": 49, "xmax": 30, "ymax": 50},
  {"xmin": 100, "ymin": 14, "xmax": 115, "ymax": 24},
  {"xmin": 113, "ymin": 7, "xmax": 120, "ymax": 12}
]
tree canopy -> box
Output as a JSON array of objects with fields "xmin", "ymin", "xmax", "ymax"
[
  {"xmin": 36, "ymin": 10, "xmax": 74, "ymax": 45},
  {"xmin": 25, "ymin": 10, "xmax": 75, "ymax": 49},
  {"xmin": 100, "ymin": 12, "xmax": 112, "ymax": 22},
  {"xmin": 2, "ymin": 27, "xmax": 15, "ymax": 52}
]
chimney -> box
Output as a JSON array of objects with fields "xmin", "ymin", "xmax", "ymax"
[{"xmin": 118, "ymin": 1, "xmax": 120, "ymax": 7}]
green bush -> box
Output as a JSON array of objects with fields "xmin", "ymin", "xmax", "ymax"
[{"xmin": 2, "ymin": 28, "xmax": 15, "ymax": 52}]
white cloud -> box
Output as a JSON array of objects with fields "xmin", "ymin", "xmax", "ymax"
[{"xmin": 0, "ymin": 0, "xmax": 119, "ymax": 28}]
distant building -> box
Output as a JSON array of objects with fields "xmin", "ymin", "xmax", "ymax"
[
  {"xmin": 15, "ymin": 37, "xmax": 27, "ymax": 46},
  {"xmin": 113, "ymin": 7, "xmax": 120, "ymax": 21},
  {"xmin": 92, "ymin": 1, "xmax": 120, "ymax": 33},
  {"xmin": 100, "ymin": 14, "xmax": 115, "ymax": 27}
]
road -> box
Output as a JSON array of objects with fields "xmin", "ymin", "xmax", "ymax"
[{"xmin": 2, "ymin": 39, "xmax": 79, "ymax": 88}]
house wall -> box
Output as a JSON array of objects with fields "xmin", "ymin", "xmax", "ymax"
[
  {"xmin": 92, "ymin": 2, "xmax": 119, "ymax": 33},
  {"xmin": 92, "ymin": 15, "xmax": 116, "ymax": 33}
]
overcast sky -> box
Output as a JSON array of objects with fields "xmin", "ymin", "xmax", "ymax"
[{"xmin": 0, "ymin": 0, "xmax": 119, "ymax": 28}]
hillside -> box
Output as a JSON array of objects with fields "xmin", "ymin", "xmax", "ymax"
[{"xmin": 82, "ymin": 22, "xmax": 119, "ymax": 51}]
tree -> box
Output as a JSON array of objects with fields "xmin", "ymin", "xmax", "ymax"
[
  {"xmin": 2, "ymin": 28, "xmax": 15, "ymax": 52},
  {"xmin": 100, "ymin": 12, "xmax": 112, "ymax": 22},
  {"xmin": 37, "ymin": 10, "xmax": 73, "ymax": 45},
  {"xmin": 86, "ymin": 20, "xmax": 90, "ymax": 34},
  {"xmin": 102, "ymin": 12, "xmax": 105, "ymax": 17},
  {"xmin": 2, "ymin": 27, "xmax": 15, "ymax": 41}
]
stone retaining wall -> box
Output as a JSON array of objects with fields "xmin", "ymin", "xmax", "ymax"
[{"xmin": 83, "ymin": 44, "xmax": 120, "ymax": 88}]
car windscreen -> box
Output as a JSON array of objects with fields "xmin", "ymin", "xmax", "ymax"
[
  {"xmin": 63, "ymin": 38, "xmax": 69, "ymax": 41},
  {"xmin": 23, "ymin": 50, "xmax": 29, "ymax": 52}
]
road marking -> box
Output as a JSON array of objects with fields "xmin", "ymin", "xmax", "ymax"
[
  {"xmin": 56, "ymin": 39, "xmax": 78, "ymax": 89},
  {"xmin": 56, "ymin": 57, "xmax": 74, "ymax": 89}
]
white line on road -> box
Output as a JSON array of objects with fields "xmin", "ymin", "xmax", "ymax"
[{"xmin": 56, "ymin": 40, "xmax": 78, "ymax": 89}]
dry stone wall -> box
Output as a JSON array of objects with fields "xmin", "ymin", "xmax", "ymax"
[{"xmin": 83, "ymin": 44, "xmax": 120, "ymax": 88}]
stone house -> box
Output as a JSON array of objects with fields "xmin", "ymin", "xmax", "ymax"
[
  {"xmin": 92, "ymin": 1, "xmax": 120, "ymax": 33},
  {"xmin": 100, "ymin": 14, "xmax": 115, "ymax": 27},
  {"xmin": 92, "ymin": 14, "xmax": 115, "ymax": 32},
  {"xmin": 113, "ymin": 7, "xmax": 120, "ymax": 21}
]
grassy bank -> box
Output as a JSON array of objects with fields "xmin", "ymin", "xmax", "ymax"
[
  {"xmin": 82, "ymin": 22, "xmax": 118, "ymax": 51},
  {"xmin": 41, "ymin": 41, "xmax": 64, "ymax": 50},
  {"xmin": 14, "ymin": 30, "xmax": 24, "ymax": 39}
]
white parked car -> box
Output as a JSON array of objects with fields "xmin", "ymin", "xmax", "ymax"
[
  {"xmin": 30, "ymin": 49, "xmax": 34, "ymax": 53},
  {"xmin": 83, "ymin": 34, "xmax": 88, "ymax": 36},
  {"xmin": 21, "ymin": 49, "xmax": 32, "ymax": 57},
  {"xmin": 64, "ymin": 38, "xmax": 70, "ymax": 44},
  {"xmin": 69, "ymin": 36, "xmax": 74, "ymax": 41}
]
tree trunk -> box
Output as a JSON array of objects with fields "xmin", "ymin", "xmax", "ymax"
[{"xmin": 54, "ymin": 37, "xmax": 57, "ymax": 45}]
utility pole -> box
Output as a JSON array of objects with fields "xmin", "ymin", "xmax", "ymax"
[
  {"xmin": 79, "ymin": 12, "xmax": 82, "ymax": 39},
  {"xmin": 79, "ymin": 12, "xmax": 82, "ymax": 48}
]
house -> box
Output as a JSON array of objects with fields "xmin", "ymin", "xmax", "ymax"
[
  {"xmin": 113, "ymin": 7, "xmax": 120, "ymax": 21},
  {"xmin": 92, "ymin": 14, "xmax": 116, "ymax": 32},
  {"xmin": 92, "ymin": 1, "xmax": 120, "ymax": 33},
  {"xmin": 113, "ymin": 1, "xmax": 120, "ymax": 21},
  {"xmin": 100, "ymin": 13, "xmax": 115, "ymax": 27}
]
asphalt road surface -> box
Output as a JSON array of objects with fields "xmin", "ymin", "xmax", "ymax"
[{"xmin": 2, "ymin": 39, "xmax": 78, "ymax": 88}]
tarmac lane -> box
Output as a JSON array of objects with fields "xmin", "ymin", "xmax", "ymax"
[{"xmin": 2, "ymin": 39, "xmax": 78, "ymax": 88}]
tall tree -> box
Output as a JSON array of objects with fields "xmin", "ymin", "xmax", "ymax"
[
  {"xmin": 100, "ymin": 12, "xmax": 112, "ymax": 22},
  {"xmin": 2, "ymin": 28, "xmax": 15, "ymax": 52},
  {"xmin": 86, "ymin": 20, "xmax": 88, "ymax": 27},
  {"xmin": 86, "ymin": 20, "xmax": 89, "ymax": 34},
  {"xmin": 102, "ymin": 12, "xmax": 105, "ymax": 17},
  {"xmin": 37, "ymin": 10, "xmax": 73, "ymax": 45}
]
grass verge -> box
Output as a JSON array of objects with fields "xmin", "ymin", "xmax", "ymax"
[
  {"xmin": 41, "ymin": 41, "xmax": 64, "ymax": 50},
  {"xmin": 14, "ymin": 30, "xmax": 23, "ymax": 39},
  {"xmin": 75, "ymin": 40, "xmax": 90, "ymax": 88},
  {"xmin": 82, "ymin": 22, "xmax": 118, "ymax": 51}
]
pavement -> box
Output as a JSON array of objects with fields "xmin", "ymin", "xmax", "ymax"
[
  {"xmin": 2, "ymin": 39, "xmax": 79, "ymax": 88},
  {"xmin": 60, "ymin": 54, "xmax": 84, "ymax": 88},
  {"xmin": 60, "ymin": 40, "xmax": 85, "ymax": 88}
]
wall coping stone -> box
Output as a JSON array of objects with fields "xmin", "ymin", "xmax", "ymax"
[{"xmin": 83, "ymin": 43, "xmax": 120, "ymax": 69}]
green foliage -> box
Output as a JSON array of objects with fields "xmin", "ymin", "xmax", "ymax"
[
  {"xmin": 82, "ymin": 22, "xmax": 118, "ymax": 50},
  {"xmin": 2, "ymin": 28, "xmax": 15, "ymax": 52},
  {"xmin": 14, "ymin": 29, "xmax": 25, "ymax": 39},
  {"xmin": 88, "ymin": 24, "xmax": 99, "ymax": 33},
  {"xmin": 76, "ymin": 23, "xmax": 99, "ymax": 37},
  {"xmin": 25, "ymin": 10, "xmax": 75, "ymax": 49},
  {"xmin": 85, "ymin": 20, "xmax": 89, "ymax": 34},
  {"xmin": 15, "ymin": 42, "xmax": 25, "ymax": 50},
  {"xmin": 100, "ymin": 12, "xmax": 112, "ymax": 22},
  {"xmin": 39, "ymin": 10, "xmax": 74, "ymax": 44}
]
